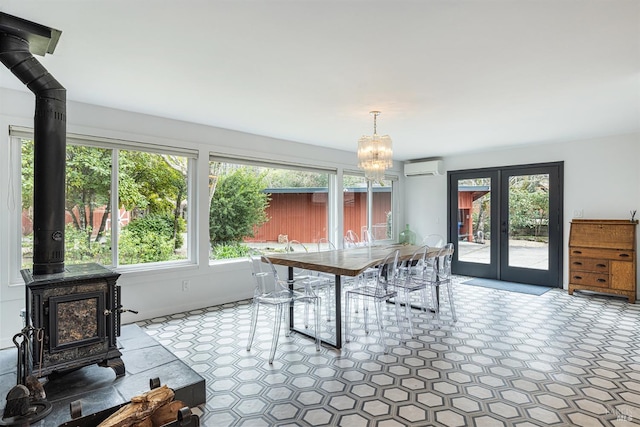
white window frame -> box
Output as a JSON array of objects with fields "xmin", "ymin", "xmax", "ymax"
[
  {"xmin": 10, "ymin": 127, "xmax": 198, "ymax": 277},
  {"xmin": 208, "ymin": 154, "xmax": 337, "ymax": 261}
]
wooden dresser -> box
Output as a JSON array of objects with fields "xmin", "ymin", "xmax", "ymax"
[{"xmin": 568, "ymin": 219, "xmax": 638, "ymax": 303}]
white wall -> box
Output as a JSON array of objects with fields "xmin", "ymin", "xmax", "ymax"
[
  {"xmin": 0, "ymin": 87, "xmax": 404, "ymax": 348},
  {"xmin": 404, "ymin": 133, "xmax": 640, "ymax": 290}
]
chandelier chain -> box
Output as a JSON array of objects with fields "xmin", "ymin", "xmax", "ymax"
[{"xmin": 371, "ymin": 111, "xmax": 380, "ymax": 134}]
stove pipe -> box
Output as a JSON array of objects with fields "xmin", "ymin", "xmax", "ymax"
[{"xmin": 0, "ymin": 13, "xmax": 65, "ymax": 275}]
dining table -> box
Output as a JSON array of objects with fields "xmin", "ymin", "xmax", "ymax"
[{"xmin": 267, "ymin": 243, "xmax": 444, "ymax": 349}]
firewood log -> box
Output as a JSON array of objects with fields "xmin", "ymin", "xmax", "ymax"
[
  {"xmin": 150, "ymin": 400, "xmax": 186, "ymax": 426},
  {"xmin": 97, "ymin": 385, "xmax": 174, "ymax": 427},
  {"xmin": 131, "ymin": 419, "xmax": 152, "ymax": 427}
]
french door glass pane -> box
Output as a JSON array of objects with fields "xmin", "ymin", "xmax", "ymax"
[
  {"xmin": 457, "ymin": 178, "xmax": 491, "ymax": 264},
  {"xmin": 507, "ymin": 174, "xmax": 550, "ymax": 270}
]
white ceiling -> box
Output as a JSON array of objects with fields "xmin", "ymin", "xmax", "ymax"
[{"xmin": 1, "ymin": 1, "xmax": 638, "ymax": 161}]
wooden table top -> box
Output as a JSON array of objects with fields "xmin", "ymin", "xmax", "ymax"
[{"xmin": 267, "ymin": 244, "xmax": 442, "ymax": 277}]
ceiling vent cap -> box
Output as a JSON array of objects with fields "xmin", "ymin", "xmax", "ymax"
[{"xmin": 404, "ymin": 159, "xmax": 444, "ymax": 177}]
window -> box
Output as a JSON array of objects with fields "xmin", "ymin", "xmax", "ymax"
[
  {"xmin": 117, "ymin": 149, "xmax": 191, "ymax": 266},
  {"xmin": 209, "ymin": 158, "xmax": 332, "ymax": 260},
  {"xmin": 16, "ymin": 130, "xmax": 195, "ymax": 270},
  {"xmin": 342, "ymin": 174, "xmax": 394, "ymax": 246}
]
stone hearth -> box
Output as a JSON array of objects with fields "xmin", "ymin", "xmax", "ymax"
[{"xmin": 0, "ymin": 324, "xmax": 205, "ymax": 426}]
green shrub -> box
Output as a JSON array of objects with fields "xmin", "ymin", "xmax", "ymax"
[
  {"xmin": 209, "ymin": 168, "xmax": 269, "ymax": 245},
  {"xmin": 64, "ymin": 224, "xmax": 112, "ymax": 265},
  {"xmin": 211, "ymin": 242, "xmax": 252, "ymax": 260},
  {"xmin": 118, "ymin": 214, "xmax": 179, "ymax": 264}
]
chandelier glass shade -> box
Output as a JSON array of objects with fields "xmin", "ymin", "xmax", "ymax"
[{"xmin": 357, "ymin": 111, "xmax": 393, "ymax": 182}]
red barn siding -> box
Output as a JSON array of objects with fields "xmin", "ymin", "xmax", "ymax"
[
  {"xmin": 344, "ymin": 192, "xmax": 391, "ymax": 241},
  {"xmin": 247, "ymin": 190, "xmax": 391, "ymax": 244},
  {"xmin": 458, "ymin": 192, "xmax": 473, "ymax": 209},
  {"xmin": 22, "ymin": 206, "xmax": 128, "ymax": 237},
  {"xmin": 249, "ymin": 192, "xmax": 328, "ymax": 243}
]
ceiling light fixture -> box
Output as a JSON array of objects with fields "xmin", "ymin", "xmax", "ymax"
[{"xmin": 357, "ymin": 110, "xmax": 393, "ymax": 182}]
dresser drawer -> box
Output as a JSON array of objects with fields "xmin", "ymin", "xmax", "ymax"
[
  {"xmin": 569, "ymin": 271, "xmax": 609, "ymax": 288},
  {"xmin": 569, "ymin": 258, "xmax": 609, "ymax": 273},
  {"xmin": 569, "ymin": 247, "xmax": 634, "ymax": 261}
]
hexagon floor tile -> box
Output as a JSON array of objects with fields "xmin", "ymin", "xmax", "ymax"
[{"xmin": 137, "ymin": 276, "xmax": 640, "ymax": 426}]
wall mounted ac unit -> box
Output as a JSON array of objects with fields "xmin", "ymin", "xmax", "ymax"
[{"xmin": 404, "ymin": 159, "xmax": 444, "ymax": 177}]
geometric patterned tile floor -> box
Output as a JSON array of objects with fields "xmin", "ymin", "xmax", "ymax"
[{"xmin": 137, "ymin": 276, "xmax": 640, "ymax": 426}]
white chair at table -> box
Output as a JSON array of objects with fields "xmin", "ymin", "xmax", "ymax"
[
  {"xmin": 345, "ymin": 249, "xmax": 403, "ymax": 354},
  {"xmin": 246, "ymin": 253, "xmax": 320, "ymax": 364},
  {"xmin": 394, "ymin": 245, "xmax": 430, "ymax": 338},
  {"xmin": 287, "ymin": 240, "xmax": 333, "ymax": 322}
]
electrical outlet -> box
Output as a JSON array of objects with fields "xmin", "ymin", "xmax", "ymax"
[
  {"xmin": 182, "ymin": 280, "xmax": 190, "ymax": 291},
  {"xmin": 573, "ymin": 209, "xmax": 584, "ymax": 218}
]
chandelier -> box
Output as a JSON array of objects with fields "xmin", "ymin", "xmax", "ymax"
[{"xmin": 357, "ymin": 111, "xmax": 393, "ymax": 182}]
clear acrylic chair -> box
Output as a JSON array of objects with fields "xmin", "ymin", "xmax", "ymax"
[
  {"xmin": 246, "ymin": 254, "xmax": 321, "ymax": 364},
  {"xmin": 285, "ymin": 240, "xmax": 313, "ymax": 285},
  {"xmin": 361, "ymin": 228, "xmax": 376, "ymax": 246},
  {"xmin": 344, "ymin": 230, "xmax": 361, "ymax": 248},
  {"xmin": 434, "ymin": 243, "xmax": 457, "ymax": 323},
  {"xmin": 286, "ymin": 239, "xmax": 307, "ymax": 253},
  {"xmin": 318, "ymin": 238, "xmax": 362, "ymax": 315},
  {"xmin": 345, "ymin": 249, "xmax": 402, "ymax": 353},
  {"xmin": 394, "ymin": 245, "xmax": 430, "ymax": 338},
  {"xmin": 422, "ymin": 234, "xmax": 445, "ymax": 248},
  {"xmin": 317, "ymin": 238, "xmax": 336, "ymax": 252},
  {"xmin": 286, "ymin": 240, "xmax": 333, "ymax": 321}
]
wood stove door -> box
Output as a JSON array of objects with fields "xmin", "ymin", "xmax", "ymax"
[{"xmin": 48, "ymin": 291, "xmax": 106, "ymax": 353}]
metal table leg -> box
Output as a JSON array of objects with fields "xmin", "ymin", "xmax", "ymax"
[{"xmin": 287, "ymin": 266, "xmax": 343, "ymax": 349}]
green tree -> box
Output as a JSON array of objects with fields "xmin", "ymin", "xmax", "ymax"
[
  {"xmin": 21, "ymin": 140, "xmax": 190, "ymax": 265},
  {"xmin": 209, "ymin": 168, "xmax": 270, "ymax": 244},
  {"xmin": 65, "ymin": 145, "xmax": 112, "ymax": 243},
  {"xmin": 262, "ymin": 169, "xmax": 328, "ymax": 188},
  {"xmin": 119, "ymin": 151, "xmax": 187, "ymax": 250},
  {"xmin": 508, "ymin": 175, "xmax": 549, "ymax": 239},
  {"xmin": 21, "ymin": 140, "xmax": 35, "ymax": 212}
]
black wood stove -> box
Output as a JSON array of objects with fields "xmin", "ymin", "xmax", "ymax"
[
  {"xmin": 1, "ymin": 11, "xmax": 127, "ymax": 381},
  {"xmin": 1, "ymin": 12, "xmax": 130, "ymax": 425},
  {"xmin": 21, "ymin": 264, "xmax": 124, "ymax": 378}
]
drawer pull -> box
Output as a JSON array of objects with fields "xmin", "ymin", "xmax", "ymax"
[
  {"xmin": 573, "ymin": 276, "xmax": 582, "ymax": 280},
  {"xmin": 597, "ymin": 278, "xmax": 607, "ymax": 283},
  {"xmin": 596, "ymin": 264, "xmax": 606, "ymax": 268},
  {"xmin": 573, "ymin": 262, "xmax": 583, "ymax": 266},
  {"xmin": 619, "ymin": 253, "xmax": 630, "ymax": 258},
  {"xmin": 573, "ymin": 250, "xmax": 582, "ymax": 254}
]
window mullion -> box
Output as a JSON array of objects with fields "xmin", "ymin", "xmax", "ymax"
[{"xmin": 111, "ymin": 149, "xmax": 119, "ymax": 267}]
